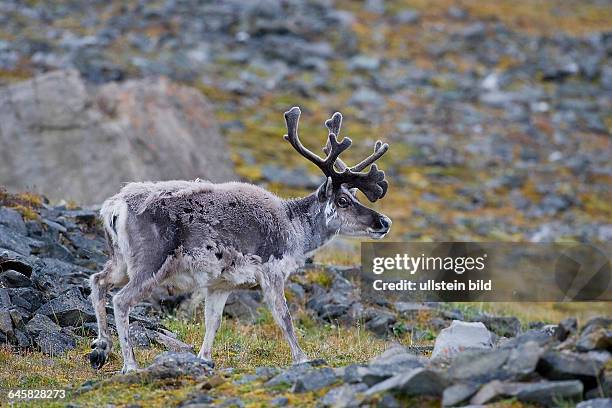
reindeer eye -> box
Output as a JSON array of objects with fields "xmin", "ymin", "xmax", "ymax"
[{"xmin": 337, "ymin": 196, "xmax": 350, "ymax": 208}]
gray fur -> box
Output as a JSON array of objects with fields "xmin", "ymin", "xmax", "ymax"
[{"xmin": 89, "ymin": 109, "xmax": 391, "ymax": 373}]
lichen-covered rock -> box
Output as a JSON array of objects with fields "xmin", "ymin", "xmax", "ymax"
[
  {"xmin": 291, "ymin": 367, "xmax": 338, "ymax": 393},
  {"xmin": 36, "ymin": 286, "xmax": 96, "ymax": 327},
  {"xmin": 143, "ymin": 352, "xmax": 214, "ymax": 380},
  {"xmin": 364, "ymin": 368, "xmax": 447, "ymax": 397}
]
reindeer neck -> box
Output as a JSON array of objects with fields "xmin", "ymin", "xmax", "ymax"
[{"xmin": 283, "ymin": 192, "xmax": 335, "ymax": 255}]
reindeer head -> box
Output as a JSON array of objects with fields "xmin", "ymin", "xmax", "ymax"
[{"xmin": 284, "ymin": 107, "xmax": 392, "ymax": 239}]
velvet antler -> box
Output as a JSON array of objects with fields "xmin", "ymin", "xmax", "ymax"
[{"xmin": 284, "ymin": 107, "xmax": 389, "ymax": 202}]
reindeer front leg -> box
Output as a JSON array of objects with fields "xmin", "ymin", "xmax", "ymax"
[{"xmin": 260, "ymin": 271, "xmax": 308, "ymax": 364}]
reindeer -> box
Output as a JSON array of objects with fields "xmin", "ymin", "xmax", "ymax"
[{"xmin": 89, "ymin": 107, "xmax": 391, "ymax": 373}]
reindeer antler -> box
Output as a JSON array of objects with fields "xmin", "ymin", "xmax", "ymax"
[{"xmin": 283, "ymin": 107, "xmax": 389, "ymax": 202}]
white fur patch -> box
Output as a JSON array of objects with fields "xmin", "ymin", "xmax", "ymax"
[{"xmin": 324, "ymin": 201, "xmax": 337, "ymax": 226}]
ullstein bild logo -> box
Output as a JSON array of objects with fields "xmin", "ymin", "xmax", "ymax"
[{"xmin": 360, "ymin": 242, "xmax": 611, "ymax": 302}]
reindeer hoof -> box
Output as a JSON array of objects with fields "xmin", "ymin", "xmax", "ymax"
[
  {"xmin": 89, "ymin": 348, "xmax": 108, "ymax": 370},
  {"xmin": 120, "ymin": 364, "xmax": 139, "ymax": 374},
  {"xmin": 89, "ymin": 338, "xmax": 110, "ymax": 370}
]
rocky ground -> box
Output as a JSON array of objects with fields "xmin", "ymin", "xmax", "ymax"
[{"xmin": 0, "ymin": 190, "xmax": 611, "ymax": 406}]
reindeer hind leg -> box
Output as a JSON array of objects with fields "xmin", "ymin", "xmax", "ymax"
[
  {"xmin": 89, "ymin": 257, "xmax": 127, "ymax": 369},
  {"xmin": 112, "ymin": 254, "xmax": 177, "ymax": 373}
]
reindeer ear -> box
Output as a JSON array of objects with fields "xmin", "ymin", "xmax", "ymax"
[{"xmin": 317, "ymin": 177, "xmax": 334, "ymax": 201}]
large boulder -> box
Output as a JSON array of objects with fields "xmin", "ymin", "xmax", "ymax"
[{"xmin": 0, "ymin": 70, "xmax": 235, "ymax": 204}]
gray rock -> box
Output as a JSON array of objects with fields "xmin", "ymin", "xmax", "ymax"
[
  {"xmin": 344, "ymin": 361, "xmax": 416, "ymax": 387},
  {"xmin": 393, "ymin": 302, "xmax": 436, "ymax": 317},
  {"xmin": 0, "ymin": 288, "xmax": 10, "ymax": 308},
  {"xmin": 0, "ymin": 249, "xmax": 35, "ymax": 278},
  {"xmin": 365, "ymin": 368, "xmax": 447, "ymax": 397},
  {"xmin": 287, "ymin": 283, "xmax": 305, "ymax": 303},
  {"xmin": 364, "ymin": 0, "xmax": 385, "ymax": 14},
  {"xmin": 586, "ymin": 369, "xmax": 611, "ymax": 399},
  {"xmin": 349, "ymin": 88, "xmax": 385, "ymax": 107},
  {"xmin": 394, "ymin": 9, "xmax": 420, "ymax": 24},
  {"xmin": 266, "ymin": 362, "xmax": 321, "ymax": 388},
  {"xmin": 601, "ymin": 65, "xmax": 612, "ymax": 90},
  {"xmin": 25, "ymin": 313, "xmax": 61, "ymax": 335},
  {"xmin": 7, "ymin": 287, "xmax": 43, "ymax": 312},
  {"xmin": 35, "ymin": 328, "xmax": 76, "ymax": 354},
  {"xmin": 261, "ymin": 165, "xmax": 323, "ymax": 189},
  {"xmin": 218, "ymin": 397, "xmax": 244, "ymax": 408},
  {"xmin": 537, "ymin": 350, "xmax": 604, "ymax": 390},
  {"xmin": 448, "ymin": 6, "xmax": 468, "ymax": 20},
  {"xmin": 30, "ymin": 258, "xmax": 93, "ymax": 297},
  {"xmin": 129, "ymin": 321, "xmax": 152, "ymax": 348},
  {"xmin": 577, "ymin": 329, "xmax": 612, "ymax": 352},
  {"xmin": 234, "ymin": 374, "xmax": 258, "ymax": 385},
  {"xmin": 432, "ymin": 320, "xmax": 493, "ymax": 359},
  {"xmin": 320, "ymin": 383, "xmax": 367, "ymax": 407},
  {"xmin": 442, "ymin": 383, "xmax": 480, "ymax": 407},
  {"xmin": 36, "ymin": 286, "xmax": 96, "ymax": 327},
  {"xmin": 149, "ymin": 329, "xmax": 194, "ymax": 352},
  {"xmin": 557, "ymin": 317, "xmax": 578, "ymax": 341},
  {"xmin": 461, "ymin": 23, "xmax": 487, "ymax": 41},
  {"xmin": 364, "ymin": 308, "xmax": 396, "ymax": 336},
  {"xmin": 178, "ymin": 394, "xmax": 215, "ymax": 407},
  {"xmin": 270, "ymin": 396, "xmax": 289, "ymax": 407},
  {"xmin": 0, "ymin": 307, "xmax": 14, "ymax": 337},
  {"xmin": 0, "ymin": 70, "xmax": 235, "ymax": 204},
  {"xmin": 144, "ymin": 352, "xmax": 213, "ymax": 379},
  {"xmin": 306, "ymin": 287, "xmax": 353, "ymax": 323},
  {"xmin": 369, "ymin": 345, "xmax": 424, "ymax": 366},
  {"xmin": 348, "ymin": 55, "xmax": 381, "ymax": 72},
  {"xmin": 577, "ymin": 399, "xmax": 612, "ymax": 408},
  {"xmin": 0, "ymin": 225, "xmax": 42, "ymax": 255},
  {"xmin": 502, "ymin": 341, "xmax": 543, "ymax": 380},
  {"xmin": 499, "ymin": 328, "xmax": 558, "ymax": 349},
  {"xmin": 12, "ymin": 328, "xmax": 31, "ymax": 347},
  {"xmin": 345, "ymin": 346, "xmax": 425, "ymax": 386},
  {"xmin": 475, "ymin": 315, "xmax": 522, "ymax": 338},
  {"xmin": 470, "ymin": 380, "xmax": 519, "ymax": 405},
  {"xmin": 0, "ymin": 208, "xmax": 27, "ymax": 235},
  {"xmin": 255, "ymin": 366, "xmax": 280, "ymax": 381},
  {"xmin": 291, "ymin": 367, "xmax": 338, "ymax": 393},
  {"xmin": 0, "ymin": 270, "xmax": 32, "ymax": 288},
  {"xmin": 515, "ymin": 380, "xmax": 584, "ymax": 407},
  {"xmin": 448, "ymin": 349, "xmax": 511, "ymax": 384},
  {"xmin": 223, "ymin": 290, "xmax": 262, "ymax": 322},
  {"xmin": 577, "ymin": 317, "xmax": 612, "ymax": 352},
  {"xmin": 469, "ymin": 379, "xmax": 582, "ymax": 406}
]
